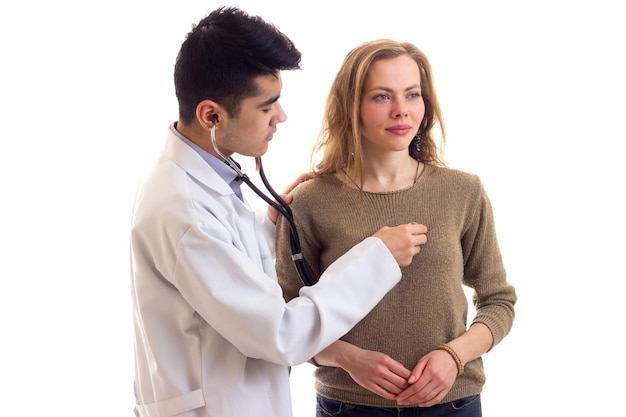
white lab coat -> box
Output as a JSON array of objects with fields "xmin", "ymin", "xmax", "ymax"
[{"xmin": 130, "ymin": 129, "xmax": 401, "ymax": 417}]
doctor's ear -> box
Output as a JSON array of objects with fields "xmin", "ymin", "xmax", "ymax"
[{"xmin": 196, "ymin": 100, "xmax": 222, "ymax": 129}]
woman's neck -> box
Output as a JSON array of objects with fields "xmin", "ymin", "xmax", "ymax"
[{"xmin": 341, "ymin": 156, "xmax": 421, "ymax": 192}]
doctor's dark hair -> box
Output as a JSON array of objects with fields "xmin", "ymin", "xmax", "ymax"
[{"xmin": 174, "ymin": 6, "xmax": 302, "ymax": 123}]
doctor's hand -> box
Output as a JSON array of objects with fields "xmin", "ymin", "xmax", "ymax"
[
  {"xmin": 268, "ymin": 171, "xmax": 317, "ymax": 223},
  {"xmin": 373, "ymin": 223, "xmax": 427, "ymax": 267}
]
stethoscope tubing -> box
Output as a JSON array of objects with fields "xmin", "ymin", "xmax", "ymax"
[{"xmin": 211, "ymin": 125, "xmax": 315, "ymax": 286}]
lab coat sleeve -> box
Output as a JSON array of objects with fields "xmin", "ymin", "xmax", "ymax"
[
  {"xmin": 174, "ymin": 222, "xmax": 400, "ymax": 366},
  {"xmin": 254, "ymin": 207, "xmax": 276, "ymax": 256}
]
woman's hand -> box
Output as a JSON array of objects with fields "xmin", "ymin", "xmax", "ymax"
[
  {"xmin": 314, "ymin": 341, "xmax": 412, "ymax": 401},
  {"xmin": 342, "ymin": 346, "xmax": 412, "ymax": 400},
  {"xmin": 395, "ymin": 349, "xmax": 457, "ymax": 406}
]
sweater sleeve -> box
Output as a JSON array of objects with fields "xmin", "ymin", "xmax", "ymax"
[
  {"xmin": 462, "ymin": 178, "xmax": 517, "ymax": 348},
  {"xmin": 275, "ymin": 190, "xmax": 322, "ymax": 301}
]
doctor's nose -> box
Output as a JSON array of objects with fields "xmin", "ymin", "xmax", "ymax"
[{"xmin": 272, "ymin": 102, "xmax": 287, "ymax": 125}]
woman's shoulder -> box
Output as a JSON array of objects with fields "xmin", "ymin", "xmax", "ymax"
[
  {"xmin": 291, "ymin": 174, "xmax": 343, "ymax": 196},
  {"xmin": 287, "ymin": 174, "xmax": 344, "ymax": 207},
  {"xmin": 425, "ymin": 164, "xmax": 483, "ymax": 187}
]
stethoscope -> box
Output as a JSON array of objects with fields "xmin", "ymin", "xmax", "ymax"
[{"xmin": 211, "ymin": 121, "xmax": 315, "ymax": 286}]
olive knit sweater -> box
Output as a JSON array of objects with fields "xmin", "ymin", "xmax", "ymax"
[{"xmin": 275, "ymin": 164, "xmax": 517, "ymax": 407}]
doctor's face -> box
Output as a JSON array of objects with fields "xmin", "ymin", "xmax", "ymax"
[{"xmin": 219, "ymin": 73, "xmax": 287, "ymax": 158}]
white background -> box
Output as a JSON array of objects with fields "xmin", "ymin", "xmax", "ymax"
[{"xmin": 1, "ymin": 1, "xmax": 624, "ymax": 415}]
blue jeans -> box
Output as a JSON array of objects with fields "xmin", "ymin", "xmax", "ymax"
[{"xmin": 316, "ymin": 393, "xmax": 482, "ymax": 417}]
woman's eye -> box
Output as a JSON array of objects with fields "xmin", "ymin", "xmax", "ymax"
[{"xmin": 374, "ymin": 94, "xmax": 390, "ymax": 102}]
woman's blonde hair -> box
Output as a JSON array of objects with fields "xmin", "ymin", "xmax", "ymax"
[{"xmin": 312, "ymin": 39, "xmax": 446, "ymax": 180}]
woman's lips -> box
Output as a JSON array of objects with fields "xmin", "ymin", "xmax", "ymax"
[{"xmin": 386, "ymin": 125, "xmax": 412, "ymax": 136}]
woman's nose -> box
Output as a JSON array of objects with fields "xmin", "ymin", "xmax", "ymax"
[{"xmin": 393, "ymin": 102, "xmax": 408, "ymax": 118}]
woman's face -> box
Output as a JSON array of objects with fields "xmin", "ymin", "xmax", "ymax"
[{"xmin": 359, "ymin": 54, "xmax": 425, "ymax": 156}]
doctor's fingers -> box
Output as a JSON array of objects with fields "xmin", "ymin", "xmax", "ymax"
[
  {"xmin": 406, "ymin": 222, "xmax": 428, "ymax": 235},
  {"xmin": 282, "ymin": 171, "xmax": 317, "ymax": 194},
  {"xmin": 406, "ymin": 223, "xmax": 428, "ymax": 249},
  {"xmin": 412, "ymin": 232, "xmax": 427, "ymax": 248}
]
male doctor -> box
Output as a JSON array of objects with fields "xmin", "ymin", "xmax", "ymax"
[{"xmin": 130, "ymin": 6, "xmax": 428, "ymax": 417}]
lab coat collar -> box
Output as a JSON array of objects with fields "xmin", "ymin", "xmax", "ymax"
[{"xmin": 163, "ymin": 126, "xmax": 235, "ymax": 198}]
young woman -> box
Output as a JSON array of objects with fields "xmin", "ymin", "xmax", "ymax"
[{"xmin": 275, "ymin": 39, "xmax": 517, "ymax": 417}]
